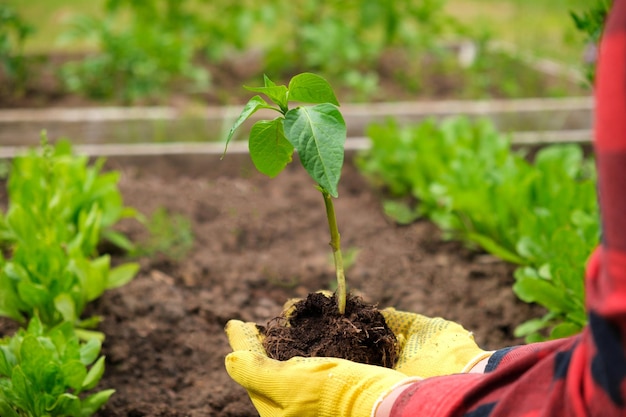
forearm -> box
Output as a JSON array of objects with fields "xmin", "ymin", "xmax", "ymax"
[{"xmin": 375, "ymin": 357, "xmax": 490, "ymax": 417}]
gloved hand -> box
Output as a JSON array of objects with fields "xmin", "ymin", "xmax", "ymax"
[
  {"xmin": 225, "ymin": 320, "xmax": 420, "ymax": 417},
  {"xmin": 381, "ymin": 307, "xmax": 493, "ymax": 377},
  {"xmin": 280, "ymin": 294, "xmax": 492, "ymax": 377}
]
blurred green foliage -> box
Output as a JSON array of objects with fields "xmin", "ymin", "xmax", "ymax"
[
  {"xmin": 59, "ymin": 0, "xmax": 210, "ymax": 103},
  {"xmin": 131, "ymin": 207, "xmax": 194, "ymax": 262},
  {"xmin": 3, "ymin": 0, "xmax": 589, "ymax": 104},
  {"xmin": 0, "ymin": 136, "xmax": 139, "ymax": 332},
  {"xmin": 569, "ymin": 0, "xmax": 610, "ymax": 84},
  {"xmin": 0, "ymin": 4, "xmax": 35, "ymax": 97}
]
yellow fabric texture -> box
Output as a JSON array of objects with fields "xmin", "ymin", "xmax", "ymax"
[
  {"xmin": 225, "ymin": 320, "xmax": 418, "ymax": 417},
  {"xmin": 380, "ymin": 307, "xmax": 493, "ymax": 377}
]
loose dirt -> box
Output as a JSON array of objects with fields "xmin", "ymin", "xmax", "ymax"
[{"xmin": 40, "ymin": 152, "xmax": 547, "ymax": 417}]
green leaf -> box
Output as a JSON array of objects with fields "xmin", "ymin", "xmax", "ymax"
[
  {"xmin": 61, "ymin": 360, "xmax": 87, "ymax": 391},
  {"xmin": 79, "ymin": 338, "xmax": 102, "ymax": 365},
  {"xmin": 382, "ymin": 200, "xmax": 420, "ymax": 225},
  {"xmin": 80, "ymin": 389, "xmax": 115, "ymax": 416},
  {"xmin": 106, "ymin": 262, "xmax": 139, "ymax": 289},
  {"xmin": 288, "ymin": 73, "xmax": 339, "ymax": 105},
  {"xmin": 514, "ymin": 317, "xmax": 550, "ymax": 338},
  {"xmin": 54, "ymin": 293, "xmax": 77, "ymax": 323},
  {"xmin": 20, "ymin": 335, "xmax": 49, "ymax": 376},
  {"xmin": 248, "ymin": 119, "xmax": 294, "ymax": 178},
  {"xmin": 0, "ymin": 275, "xmax": 26, "ymax": 323},
  {"xmin": 284, "ymin": 104, "xmax": 346, "ymax": 197},
  {"xmin": 245, "ymin": 84, "xmax": 288, "ymax": 111},
  {"xmin": 102, "ymin": 230, "xmax": 135, "ymax": 252},
  {"xmin": 10, "ymin": 366, "xmax": 29, "ymax": 403},
  {"xmin": 74, "ymin": 328, "xmax": 105, "ymax": 343},
  {"xmin": 223, "ymin": 95, "xmax": 270, "ymax": 154},
  {"xmin": 81, "ymin": 356, "xmax": 105, "ymax": 391},
  {"xmin": 48, "ymin": 393, "xmax": 80, "ymax": 416},
  {"xmin": 550, "ymin": 322, "xmax": 582, "ymax": 339},
  {"xmin": 0, "ymin": 345, "xmax": 15, "ymax": 376},
  {"xmin": 513, "ymin": 274, "xmax": 574, "ymax": 313},
  {"xmin": 17, "ymin": 282, "xmax": 49, "ymax": 310},
  {"xmin": 0, "ymin": 400, "xmax": 20, "ymax": 417},
  {"xmin": 466, "ymin": 232, "xmax": 526, "ymax": 265}
]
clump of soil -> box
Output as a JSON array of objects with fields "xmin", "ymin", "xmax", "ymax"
[{"xmin": 262, "ymin": 292, "xmax": 398, "ymax": 368}]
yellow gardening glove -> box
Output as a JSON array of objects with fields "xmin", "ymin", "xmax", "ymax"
[
  {"xmin": 381, "ymin": 307, "xmax": 493, "ymax": 378},
  {"xmin": 225, "ymin": 320, "xmax": 420, "ymax": 417}
]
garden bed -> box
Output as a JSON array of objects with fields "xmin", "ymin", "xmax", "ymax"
[{"xmin": 50, "ymin": 151, "xmax": 546, "ymax": 417}]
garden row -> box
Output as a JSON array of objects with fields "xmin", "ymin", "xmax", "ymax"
[
  {"xmin": 0, "ymin": 137, "xmax": 138, "ymax": 416},
  {"xmin": 357, "ymin": 116, "xmax": 598, "ymax": 341}
]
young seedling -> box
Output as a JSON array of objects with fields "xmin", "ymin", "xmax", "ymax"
[{"xmin": 223, "ymin": 73, "xmax": 348, "ymax": 314}]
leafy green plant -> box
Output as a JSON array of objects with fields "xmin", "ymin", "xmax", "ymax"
[
  {"xmin": 357, "ymin": 117, "xmax": 599, "ymax": 340},
  {"xmin": 0, "ymin": 316, "xmax": 113, "ymax": 417},
  {"xmin": 59, "ymin": 1, "xmax": 209, "ymax": 103},
  {"xmin": 1, "ymin": 137, "xmax": 136, "ymax": 254},
  {"xmin": 0, "ymin": 4, "xmax": 34, "ymax": 97},
  {"xmin": 0, "ymin": 137, "xmax": 139, "ymax": 334},
  {"xmin": 263, "ymin": 0, "xmax": 465, "ymax": 99},
  {"xmin": 224, "ymin": 72, "xmax": 348, "ymax": 313}
]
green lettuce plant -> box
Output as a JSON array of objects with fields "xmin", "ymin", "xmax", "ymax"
[
  {"xmin": 224, "ymin": 72, "xmax": 348, "ymax": 313},
  {"xmin": 0, "ymin": 316, "xmax": 113, "ymax": 417},
  {"xmin": 0, "ymin": 137, "xmax": 138, "ymax": 336},
  {"xmin": 357, "ymin": 117, "xmax": 598, "ymax": 341}
]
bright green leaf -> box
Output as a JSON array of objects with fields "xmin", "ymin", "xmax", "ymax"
[
  {"xmin": 81, "ymin": 356, "xmax": 106, "ymax": 391},
  {"xmin": 79, "ymin": 338, "xmax": 102, "ymax": 365},
  {"xmin": 80, "ymin": 389, "xmax": 115, "ymax": 416},
  {"xmin": 17, "ymin": 282, "xmax": 49, "ymax": 310},
  {"xmin": 61, "ymin": 360, "xmax": 87, "ymax": 391},
  {"xmin": 245, "ymin": 85, "xmax": 288, "ymax": 111},
  {"xmin": 514, "ymin": 317, "xmax": 550, "ymax": 338},
  {"xmin": 288, "ymin": 73, "xmax": 339, "ymax": 105},
  {"xmin": 54, "ymin": 293, "xmax": 77, "ymax": 323},
  {"xmin": 513, "ymin": 276, "xmax": 574, "ymax": 313},
  {"xmin": 48, "ymin": 393, "xmax": 80, "ymax": 415},
  {"xmin": 466, "ymin": 232, "xmax": 526, "ymax": 265},
  {"xmin": 248, "ymin": 119, "xmax": 294, "ymax": 178},
  {"xmin": 550, "ymin": 322, "xmax": 582, "ymax": 339},
  {"xmin": 0, "ymin": 346, "xmax": 15, "ymax": 376},
  {"xmin": 106, "ymin": 262, "xmax": 139, "ymax": 289},
  {"xmin": 223, "ymin": 95, "xmax": 270, "ymax": 153},
  {"xmin": 284, "ymin": 104, "xmax": 346, "ymax": 197}
]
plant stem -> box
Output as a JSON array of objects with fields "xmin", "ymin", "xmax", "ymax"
[{"xmin": 321, "ymin": 189, "xmax": 346, "ymax": 314}]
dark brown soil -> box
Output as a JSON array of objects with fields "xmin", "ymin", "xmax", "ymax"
[
  {"xmin": 262, "ymin": 292, "xmax": 398, "ymax": 368},
  {"xmin": 6, "ymin": 151, "xmax": 542, "ymax": 417}
]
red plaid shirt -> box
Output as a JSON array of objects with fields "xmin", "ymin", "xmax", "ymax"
[{"xmin": 390, "ymin": 1, "xmax": 626, "ymax": 416}]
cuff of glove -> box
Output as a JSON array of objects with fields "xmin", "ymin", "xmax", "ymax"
[
  {"xmin": 372, "ymin": 377, "xmax": 423, "ymax": 417},
  {"xmin": 460, "ymin": 351, "xmax": 495, "ymax": 373}
]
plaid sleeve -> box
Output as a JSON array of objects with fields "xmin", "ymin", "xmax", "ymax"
[{"xmin": 389, "ymin": 1, "xmax": 626, "ymax": 416}]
